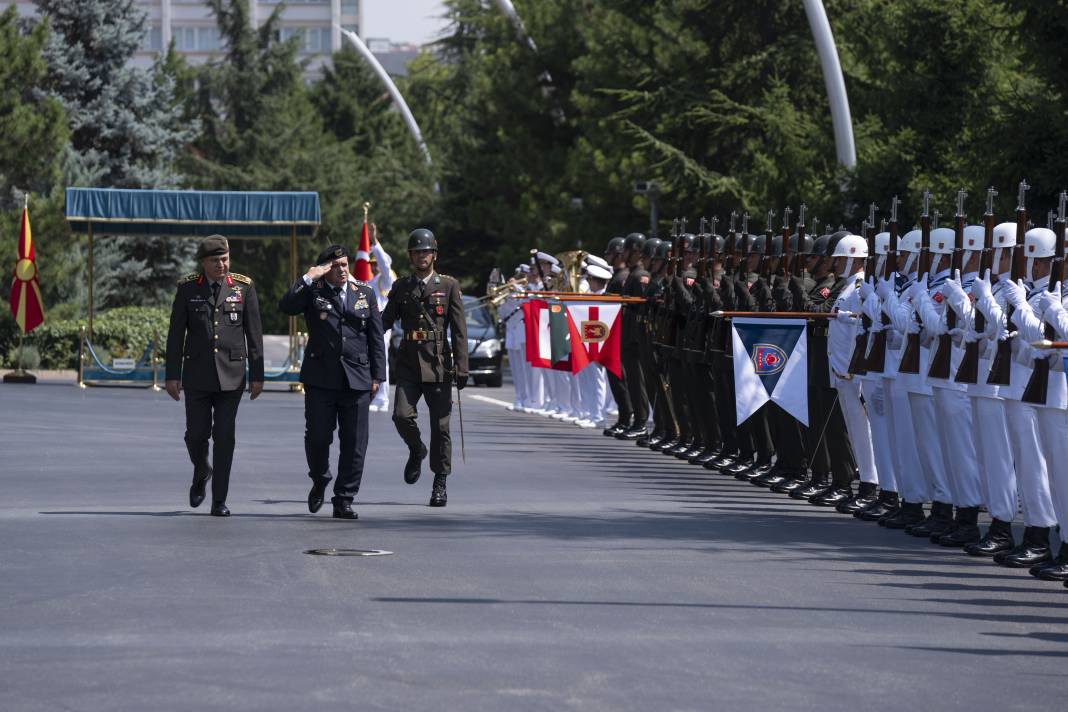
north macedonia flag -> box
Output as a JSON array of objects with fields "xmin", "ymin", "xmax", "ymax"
[{"xmin": 9, "ymin": 204, "xmax": 45, "ymax": 334}]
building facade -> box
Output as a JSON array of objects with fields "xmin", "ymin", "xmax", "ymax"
[{"xmin": 4, "ymin": 0, "xmax": 362, "ymax": 75}]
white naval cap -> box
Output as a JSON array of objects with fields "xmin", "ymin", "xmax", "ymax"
[
  {"xmin": 550, "ymin": 264, "xmax": 562, "ymax": 274},
  {"xmin": 583, "ymin": 254, "xmax": 610, "ymax": 269},
  {"xmin": 586, "ymin": 264, "xmax": 612, "ymax": 281},
  {"xmin": 517, "ymin": 264, "xmax": 531, "ymax": 273},
  {"xmin": 534, "ymin": 251, "xmax": 560, "ymax": 265}
]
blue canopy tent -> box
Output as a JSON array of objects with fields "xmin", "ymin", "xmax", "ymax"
[{"xmin": 65, "ymin": 188, "xmax": 321, "ymax": 387}]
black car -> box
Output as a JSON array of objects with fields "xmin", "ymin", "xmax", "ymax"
[{"xmin": 387, "ymin": 295, "xmax": 503, "ymax": 387}]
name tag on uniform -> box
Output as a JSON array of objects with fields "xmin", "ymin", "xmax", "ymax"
[{"xmin": 229, "ymin": 311, "xmax": 239, "ymax": 323}]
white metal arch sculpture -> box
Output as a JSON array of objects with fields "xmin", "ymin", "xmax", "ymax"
[{"xmin": 802, "ymin": 0, "xmax": 856, "ymax": 168}]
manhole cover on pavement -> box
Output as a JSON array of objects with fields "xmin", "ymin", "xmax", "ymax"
[{"xmin": 304, "ymin": 548, "xmax": 393, "ymax": 557}]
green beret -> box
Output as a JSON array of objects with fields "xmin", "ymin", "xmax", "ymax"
[{"xmin": 197, "ymin": 234, "xmax": 230, "ymax": 259}]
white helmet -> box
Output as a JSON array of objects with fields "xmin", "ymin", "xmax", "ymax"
[
  {"xmin": 992, "ymin": 222, "xmax": 1017, "ymax": 275},
  {"xmin": 832, "ymin": 233, "xmax": 868, "ymax": 276},
  {"xmin": 1024, "ymin": 227, "xmax": 1057, "ymax": 282},
  {"xmin": 874, "ymin": 231, "xmax": 890, "ymax": 278},
  {"xmin": 962, "ymin": 225, "xmax": 984, "ymax": 252},
  {"xmin": 928, "ymin": 227, "xmax": 955, "ymax": 255},
  {"xmin": 900, "ymin": 229, "xmax": 922, "ymax": 274}
]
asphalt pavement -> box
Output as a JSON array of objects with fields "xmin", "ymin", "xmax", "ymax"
[{"xmin": 1, "ymin": 379, "xmax": 1066, "ymax": 711}]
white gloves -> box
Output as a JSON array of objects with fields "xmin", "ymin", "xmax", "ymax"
[
  {"xmin": 835, "ymin": 310, "xmax": 858, "ymax": 324},
  {"xmin": 876, "ymin": 278, "xmax": 894, "ymax": 301},
  {"xmin": 971, "ymin": 269, "xmax": 992, "ymax": 302},
  {"xmin": 859, "ymin": 279, "xmax": 875, "ymax": 301},
  {"xmin": 1001, "ymin": 278, "xmax": 1027, "ymax": 310}
]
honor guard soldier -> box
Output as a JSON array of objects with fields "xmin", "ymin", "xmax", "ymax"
[
  {"xmin": 278, "ymin": 244, "xmax": 386, "ymax": 519},
  {"xmin": 381, "ymin": 229, "xmax": 468, "ymax": 507},
  {"xmin": 165, "ymin": 235, "xmax": 264, "ymax": 517}
]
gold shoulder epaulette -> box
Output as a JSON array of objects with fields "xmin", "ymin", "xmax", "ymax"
[
  {"xmin": 177, "ymin": 273, "xmax": 199, "ymax": 286},
  {"xmin": 230, "ymin": 273, "xmax": 252, "ymax": 284}
]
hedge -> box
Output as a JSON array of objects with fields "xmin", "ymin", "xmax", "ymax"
[{"xmin": 0, "ymin": 306, "xmax": 170, "ymax": 370}]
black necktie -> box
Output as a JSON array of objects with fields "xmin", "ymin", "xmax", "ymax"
[{"xmin": 211, "ymin": 282, "xmax": 220, "ymax": 302}]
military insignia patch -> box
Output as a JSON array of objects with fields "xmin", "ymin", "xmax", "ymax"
[
  {"xmin": 355, "ymin": 299, "xmax": 369, "ymax": 310},
  {"xmin": 436, "ymin": 305, "xmax": 445, "ymax": 315},
  {"xmin": 752, "ymin": 343, "xmax": 787, "ymax": 375},
  {"xmin": 933, "ymin": 292, "xmax": 944, "ymax": 303},
  {"xmin": 819, "ymin": 287, "xmax": 831, "ymax": 298},
  {"xmin": 229, "ymin": 312, "xmax": 239, "ymax": 323}
]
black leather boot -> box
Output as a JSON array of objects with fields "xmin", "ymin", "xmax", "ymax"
[
  {"xmin": 907, "ymin": 501, "xmax": 954, "ymax": 538},
  {"xmin": 429, "ymin": 474, "xmax": 448, "ymax": 507},
  {"xmin": 186, "ymin": 442, "xmax": 212, "ymax": 508},
  {"xmin": 837, "ymin": 481, "xmax": 878, "ymax": 514},
  {"xmin": 1030, "ymin": 541, "xmax": 1068, "ymax": 580},
  {"xmin": 331, "ymin": 498, "xmax": 356, "ymax": 519},
  {"xmin": 937, "ymin": 506, "xmax": 981, "ymax": 547},
  {"xmin": 882, "ymin": 501, "xmax": 926, "ymax": 529},
  {"xmin": 964, "ymin": 518, "xmax": 1015, "ymax": 557},
  {"xmin": 404, "ymin": 443, "xmax": 428, "ymax": 484},
  {"xmin": 995, "ymin": 526, "xmax": 1052, "ymax": 568},
  {"xmin": 856, "ymin": 490, "xmax": 898, "ymax": 521}
]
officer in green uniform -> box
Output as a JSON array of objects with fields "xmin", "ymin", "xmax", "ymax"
[
  {"xmin": 165, "ymin": 235, "xmax": 264, "ymax": 517},
  {"xmin": 381, "ymin": 229, "xmax": 468, "ymax": 507}
]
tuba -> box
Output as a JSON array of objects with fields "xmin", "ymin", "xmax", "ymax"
[{"xmin": 554, "ymin": 250, "xmax": 588, "ymax": 293}]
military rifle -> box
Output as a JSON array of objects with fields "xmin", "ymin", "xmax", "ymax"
[
  {"xmin": 988, "ymin": 180, "xmax": 1029, "ymax": 385},
  {"xmin": 726, "ymin": 211, "xmax": 738, "ymax": 273},
  {"xmin": 739, "ymin": 212, "xmax": 750, "ymax": 280},
  {"xmin": 677, "ymin": 216, "xmax": 688, "ymax": 277},
  {"xmin": 697, "ymin": 217, "xmax": 709, "ymax": 279},
  {"xmin": 846, "ymin": 204, "xmax": 878, "ymax": 376},
  {"xmin": 708, "ymin": 216, "xmax": 720, "ymax": 277},
  {"xmin": 761, "ymin": 209, "xmax": 775, "ymax": 279},
  {"xmin": 864, "ymin": 196, "xmax": 899, "ymax": 373},
  {"xmin": 1022, "ymin": 190, "xmax": 1066, "ymax": 404},
  {"xmin": 929, "ymin": 190, "xmax": 967, "ymax": 379},
  {"xmin": 899, "ymin": 190, "xmax": 933, "ymax": 374},
  {"xmin": 955, "ymin": 187, "xmax": 997, "ymax": 383},
  {"xmin": 668, "ymin": 218, "xmax": 680, "ymax": 277}
]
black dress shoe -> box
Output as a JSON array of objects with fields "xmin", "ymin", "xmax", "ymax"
[
  {"xmin": 937, "ymin": 507, "xmax": 981, "ymax": 547},
  {"xmin": 811, "ymin": 485, "xmax": 852, "ymax": 507},
  {"xmin": 189, "ymin": 467, "xmax": 212, "ymax": 509},
  {"xmin": 996, "ymin": 526, "xmax": 1052, "ymax": 568},
  {"xmin": 724, "ymin": 457, "xmax": 755, "ymax": 476},
  {"xmin": 707, "ymin": 454, "xmax": 735, "ymax": 471},
  {"xmin": 332, "ymin": 499, "xmax": 357, "ymax": 519},
  {"xmin": 650, "ymin": 437, "xmax": 677, "ymax": 452},
  {"xmin": 683, "ymin": 446, "xmax": 705, "ymax": 462},
  {"xmin": 693, "ymin": 448, "xmax": 720, "ymax": 466},
  {"xmin": 603, "ymin": 422, "xmax": 628, "ymax": 437},
  {"xmin": 429, "ymin": 474, "xmax": 448, "ymax": 507},
  {"xmin": 637, "ymin": 432, "xmax": 662, "ymax": 448},
  {"xmin": 882, "ymin": 501, "xmax": 925, "ymax": 529},
  {"xmin": 771, "ymin": 474, "xmax": 807, "ymax": 494},
  {"xmin": 752, "ymin": 466, "xmax": 788, "ymax": 488},
  {"xmin": 308, "ymin": 476, "xmax": 329, "ymax": 513},
  {"xmin": 666, "ymin": 440, "xmax": 691, "ymax": 456},
  {"xmin": 618, "ymin": 427, "xmax": 649, "ymax": 441},
  {"xmin": 210, "ymin": 501, "xmax": 230, "ymax": 517},
  {"xmin": 964, "ymin": 519, "xmax": 1015, "ymax": 556},
  {"xmin": 1030, "ymin": 543, "xmax": 1068, "ymax": 580},
  {"xmin": 837, "ymin": 482, "xmax": 878, "ymax": 514},
  {"xmin": 856, "ymin": 491, "xmax": 898, "ymax": 521},
  {"xmin": 404, "ymin": 443, "xmax": 428, "ymax": 484},
  {"xmin": 791, "ymin": 475, "xmax": 829, "ymax": 500}
]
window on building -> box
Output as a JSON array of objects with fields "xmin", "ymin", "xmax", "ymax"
[
  {"xmin": 197, "ymin": 27, "xmax": 222, "ymax": 51},
  {"xmin": 341, "ymin": 0, "xmax": 359, "ymax": 15},
  {"xmin": 142, "ymin": 26, "xmax": 162, "ymax": 52},
  {"xmin": 280, "ymin": 26, "xmax": 331, "ymax": 54}
]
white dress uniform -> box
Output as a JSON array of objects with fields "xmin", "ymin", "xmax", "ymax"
[
  {"xmin": 524, "ymin": 279, "xmax": 546, "ymax": 411},
  {"xmin": 914, "ymin": 268, "xmax": 983, "ymax": 510},
  {"xmin": 883, "ymin": 272, "xmax": 945, "ymax": 505},
  {"xmin": 859, "ymin": 274, "xmax": 899, "ymax": 496},
  {"xmin": 830, "ymin": 270, "xmax": 878, "ymax": 487},
  {"xmin": 576, "ymin": 278, "xmax": 611, "ymax": 427},
  {"xmin": 1003, "ymin": 275, "xmax": 1062, "ymax": 531},
  {"xmin": 1028, "ymin": 285, "xmax": 1068, "ymax": 547},
  {"xmin": 966, "ymin": 271, "xmax": 1020, "ymax": 526},
  {"xmin": 501, "ymin": 280, "xmax": 529, "ymax": 411},
  {"xmin": 369, "ymin": 241, "xmax": 395, "ymax": 411}
]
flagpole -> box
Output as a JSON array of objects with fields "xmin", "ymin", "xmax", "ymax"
[{"xmin": 4, "ymin": 194, "xmax": 38, "ymax": 384}]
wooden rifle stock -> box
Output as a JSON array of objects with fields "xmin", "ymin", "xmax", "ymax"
[
  {"xmin": 899, "ymin": 192, "xmax": 932, "ymax": 374},
  {"xmin": 847, "ymin": 210, "xmax": 877, "ymax": 376},
  {"xmin": 955, "ymin": 188, "xmax": 997, "ymax": 384},
  {"xmin": 988, "ymin": 180, "xmax": 1030, "ymax": 385},
  {"xmin": 929, "ymin": 191, "xmax": 967, "ymax": 379},
  {"xmin": 865, "ymin": 197, "xmax": 899, "ymax": 373},
  {"xmin": 1022, "ymin": 190, "xmax": 1066, "ymax": 404}
]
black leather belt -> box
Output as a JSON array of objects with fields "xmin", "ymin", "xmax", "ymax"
[{"xmin": 404, "ymin": 330, "xmax": 438, "ymax": 342}]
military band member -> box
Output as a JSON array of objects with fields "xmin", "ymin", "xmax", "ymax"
[
  {"xmin": 278, "ymin": 244, "xmax": 386, "ymax": 519},
  {"xmin": 381, "ymin": 229, "xmax": 468, "ymax": 507},
  {"xmin": 165, "ymin": 235, "xmax": 264, "ymax": 517}
]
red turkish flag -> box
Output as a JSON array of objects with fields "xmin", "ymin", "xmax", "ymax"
[
  {"xmin": 354, "ymin": 220, "xmax": 373, "ymax": 281},
  {"xmin": 9, "ymin": 206, "xmax": 45, "ymax": 335}
]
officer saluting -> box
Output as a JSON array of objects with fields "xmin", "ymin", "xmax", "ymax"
[
  {"xmin": 381, "ymin": 229, "xmax": 468, "ymax": 507},
  {"xmin": 278, "ymin": 244, "xmax": 386, "ymax": 519},
  {"xmin": 165, "ymin": 235, "xmax": 264, "ymax": 517}
]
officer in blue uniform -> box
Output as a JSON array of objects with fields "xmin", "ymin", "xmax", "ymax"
[{"xmin": 279, "ymin": 244, "xmax": 386, "ymax": 519}]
